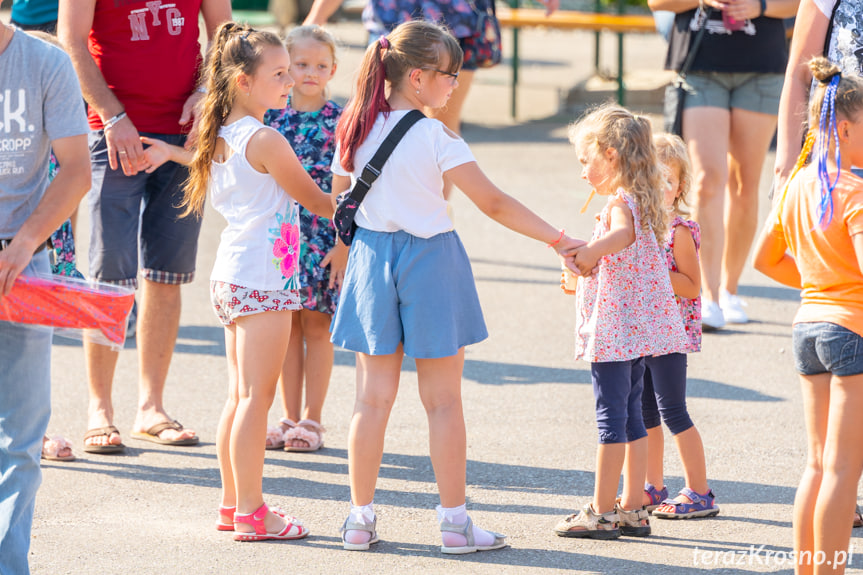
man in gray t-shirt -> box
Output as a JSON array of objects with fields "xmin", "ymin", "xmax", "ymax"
[{"xmin": 0, "ymin": 5, "xmax": 89, "ymax": 573}]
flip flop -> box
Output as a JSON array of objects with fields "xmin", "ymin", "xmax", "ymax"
[
  {"xmin": 42, "ymin": 435, "xmax": 76, "ymax": 461},
  {"xmin": 83, "ymin": 425, "xmax": 125, "ymax": 454},
  {"xmin": 130, "ymin": 420, "xmax": 199, "ymax": 446}
]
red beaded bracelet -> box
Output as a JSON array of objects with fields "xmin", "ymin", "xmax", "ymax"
[{"xmin": 547, "ymin": 229, "xmax": 565, "ymax": 248}]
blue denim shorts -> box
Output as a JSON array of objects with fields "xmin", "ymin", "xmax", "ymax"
[
  {"xmin": 792, "ymin": 322, "xmax": 863, "ymax": 376},
  {"xmin": 330, "ymin": 227, "xmax": 488, "ymax": 358},
  {"xmin": 87, "ymin": 130, "xmax": 202, "ymax": 288},
  {"xmin": 683, "ymin": 72, "xmax": 783, "ymax": 116}
]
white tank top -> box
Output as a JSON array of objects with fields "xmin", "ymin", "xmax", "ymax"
[{"xmin": 209, "ymin": 116, "xmax": 301, "ymax": 291}]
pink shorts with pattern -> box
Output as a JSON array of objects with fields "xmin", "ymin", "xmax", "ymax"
[{"xmin": 210, "ymin": 281, "xmax": 302, "ymax": 326}]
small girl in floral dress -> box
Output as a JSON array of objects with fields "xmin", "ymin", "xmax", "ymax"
[
  {"xmin": 264, "ymin": 25, "xmax": 345, "ymax": 452},
  {"xmin": 556, "ymin": 105, "xmax": 687, "ymax": 540},
  {"xmin": 641, "ymin": 133, "xmax": 718, "ymax": 520}
]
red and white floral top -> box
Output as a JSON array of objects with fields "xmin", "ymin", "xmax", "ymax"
[
  {"xmin": 575, "ymin": 190, "xmax": 688, "ymax": 362},
  {"xmin": 666, "ymin": 215, "xmax": 702, "ymax": 353}
]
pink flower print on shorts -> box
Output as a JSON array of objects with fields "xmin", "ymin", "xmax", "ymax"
[{"xmin": 273, "ymin": 222, "xmax": 300, "ymax": 280}]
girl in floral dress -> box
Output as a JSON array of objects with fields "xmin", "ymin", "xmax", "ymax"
[
  {"xmin": 555, "ymin": 105, "xmax": 688, "ymax": 540},
  {"xmin": 264, "ymin": 25, "xmax": 345, "ymax": 453},
  {"xmin": 641, "ymin": 133, "xmax": 718, "ymax": 520},
  {"xmin": 142, "ymin": 22, "xmax": 333, "ymax": 541}
]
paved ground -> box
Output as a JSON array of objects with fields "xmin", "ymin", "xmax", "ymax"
[{"xmin": 20, "ymin": 15, "xmax": 863, "ymax": 575}]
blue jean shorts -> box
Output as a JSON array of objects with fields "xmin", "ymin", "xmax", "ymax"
[
  {"xmin": 330, "ymin": 228, "xmax": 488, "ymax": 358},
  {"xmin": 792, "ymin": 322, "xmax": 863, "ymax": 376},
  {"xmin": 683, "ymin": 72, "xmax": 783, "ymax": 116},
  {"xmin": 87, "ymin": 130, "xmax": 202, "ymax": 288}
]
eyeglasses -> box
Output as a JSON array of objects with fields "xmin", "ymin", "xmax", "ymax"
[{"xmin": 423, "ymin": 68, "xmax": 459, "ymax": 81}]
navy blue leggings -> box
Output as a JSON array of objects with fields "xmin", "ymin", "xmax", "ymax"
[
  {"xmin": 591, "ymin": 357, "xmax": 648, "ymax": 444},
  {"xmin": 642, "ymin": 353, "xmax": 694, "ymax": 435}
]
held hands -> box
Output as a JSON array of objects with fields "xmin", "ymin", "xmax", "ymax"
[
  {"xmin": 139, "ymin": 137, "xmax": 173, "ymax": 174},
  {"xmin": 105, "ymin": 115, "xmax": 145, "ymax": 176}
]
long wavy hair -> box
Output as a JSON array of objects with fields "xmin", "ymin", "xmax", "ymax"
[
  {"xmin": 335, "ymin": 20, "xmax": 461, "ymax": 172},
  {"xmin": 569, "ymin": 105, "xmax": 668, "ymax": 244},
  {"xmin": 182, "ymin": 22, "xmax": 283, "ymax": 217}
]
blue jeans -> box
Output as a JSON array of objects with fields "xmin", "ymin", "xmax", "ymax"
[{"xmin": 0, "ymin": 251, "xmax": 53, "ymax": 575}]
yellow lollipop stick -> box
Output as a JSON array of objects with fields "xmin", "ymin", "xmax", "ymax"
[{"xmin": 580, "ymin": 189, "xmax": 596, "ymax": 214}]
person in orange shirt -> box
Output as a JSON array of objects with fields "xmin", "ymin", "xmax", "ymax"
[{"xmin": 754, "ymin": 56, "xmax": 863, "ymax": 575}]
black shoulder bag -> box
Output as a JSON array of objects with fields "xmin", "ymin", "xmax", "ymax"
[
  {"xmin": 663, "ymin": 8, "xmax": 713, "ymax": 136},
  {"xmin": 333, "ymin": 109, "xmax": 426, "ymax": 246}
]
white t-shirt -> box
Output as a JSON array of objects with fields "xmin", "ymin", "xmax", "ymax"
[
  {"xmin": 331, "ymin": 110, "xmax": 475, "ymax": 239},
  {"xmin": 209, "ymin": 116, "xmax": 301, "ymax": 291}
]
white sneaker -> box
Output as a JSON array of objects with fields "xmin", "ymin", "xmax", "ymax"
[
  {"xmin": 701, "ymin": 300, "xmax": 726, "ymax": 331},
  {"xmin": 719, "ymin": 290, "xmax": 749, "ymax": 324}
]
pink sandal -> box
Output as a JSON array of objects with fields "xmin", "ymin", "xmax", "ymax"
[
  {"xmin": 284, "ymin": 419, "xmax": 324, "ymax": 452},
  {"xmin": 233, "ymin": 503, "xmax": 309, "ymax": 542},
  {"xmin": 42, "ymin": 435, "xmax": 75, "ymax": 462},
  {"xmin": 216, "ymin": 505, "xmax": 235, "ymax": 531}
]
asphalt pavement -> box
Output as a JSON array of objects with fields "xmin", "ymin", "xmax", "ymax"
[{"xmin": 25, "ymin": 16, "xmax": 863, "ymax": 575}]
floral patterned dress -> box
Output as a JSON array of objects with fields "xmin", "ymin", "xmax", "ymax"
[
  {"xmin": 665, "ymin": 215, "xmax": 702, "ymax": 353},
  {"xmin": 265, "ymin": 99, "xmax": 342, "ymax": 314},
  {"xmin": 575, "ymin": 189, "xmax": 688, "ymax": 362}
]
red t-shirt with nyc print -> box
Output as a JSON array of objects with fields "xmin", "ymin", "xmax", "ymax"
[{"xmin": 87, "ymin": 0, "xmax": 203, "ymax": 134}]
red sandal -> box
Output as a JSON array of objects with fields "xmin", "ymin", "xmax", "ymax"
[{"xmin": 233, "ymin": 503, "xmax": 309, "ymax": 542}]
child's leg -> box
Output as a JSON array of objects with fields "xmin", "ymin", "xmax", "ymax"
[
  {"xmin": 298, "ymin": 309, "xmax": 334, "ymax": 423},
  {"xmin": 231, "ymin": 310, "xmax": 293, "ymax": 535},
  {"xmin": 349, "ymin": 349, "xmax": 403, "ymax": 499},
  {"xmin": 811, "ymin": 373, "xmax": 863, "ymax": 575},
  {"xmin": 620, "ymin": 358, "xmax": 648, "ymax": 512},
  {"xmin": 641, "ymin": 361, "xmax": 665, "ymax": 502},
  {"xmin": 416, "ymin": 349, "xmax": 502, "ymax": 549},
  {"xmin": 591, "ymin": 360, "xmax": 642, "ymax": 513},
  {"xmin": 217, "ymin": 324, "xmax": 240, "ymax": 525},
  {"xmin": 795, "ymin": 373, "xmax": 830, "ymax": 575},
  {"xmin": 416, "ymin": 350, "xmax": 466, "ymax": 508},
  {"xmin": 342, "ymin": 349, "xmax": 402, "ymax": 545},
  {"xmin": 650, "ymin": 353, "xmax": 710, "ymax": 497},
  {"xmin": 277, "ymin": 311, "xmax": 304, "ymax": 426}
]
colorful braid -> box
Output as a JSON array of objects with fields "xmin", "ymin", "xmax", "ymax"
[
  {"xmin": 775, "ymin": 129, "xmax": 816, "ymax": 227},
  {"xmin": 815, "ymin": 74, "xmax": 842, "ymax": 227}
]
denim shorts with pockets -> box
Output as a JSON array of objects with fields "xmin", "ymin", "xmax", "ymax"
[{"xmin": 792, "ymin": 322, "xmax": 863, "ymax": 376}]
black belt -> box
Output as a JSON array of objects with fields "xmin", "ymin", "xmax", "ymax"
[{"xmin": 0, "ymin": 239, "xmax": 51, "ymax": 254}]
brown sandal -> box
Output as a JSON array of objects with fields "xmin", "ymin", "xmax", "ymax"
[{"xmin": 83, "ymin": 425, "xmax": 125, "ymax": 454}]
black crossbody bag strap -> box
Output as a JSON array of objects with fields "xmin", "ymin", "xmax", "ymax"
[
  {"xmin": 679, "ymin": 7, "xmax": 713, "ymax": 81},
  {"xmin": 346, "ymin": 109, "xmax": 426, "ymax": 205}
]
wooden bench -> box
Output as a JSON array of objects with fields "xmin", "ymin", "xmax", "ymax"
[{"xmin": 495, "ymin": 7, "xmax": 658, "ymax": 117}]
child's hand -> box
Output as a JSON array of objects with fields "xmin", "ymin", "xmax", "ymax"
[
  {"xmin": 572, "ymin": 244, "xmax": 601, "ymax": 276},
  {"xmin": 554, "ymin": 235, "xmax": 587, "ymax": 256},
  {"xmin": 139, "ymin": 136, "xmax": 173, "ymax": 173},
  {"xmin": 321, "ymin": 240, "xmax": 349, "ymax": 291}
]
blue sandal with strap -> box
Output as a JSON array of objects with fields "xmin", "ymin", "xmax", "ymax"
[
  {"xmin": 653, "ymin": 487, "xmax": 720, "ymax": 520},
  {"xmin": 643, "ymin": 483, "xmax": 668, "ymax": 513}
]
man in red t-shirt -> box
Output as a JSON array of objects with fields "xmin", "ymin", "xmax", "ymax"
[{"xmin": 58, "ymin": 0, "xmax": 230, "ymax": 453}]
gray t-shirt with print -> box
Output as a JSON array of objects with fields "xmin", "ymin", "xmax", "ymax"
[{"xmin": 0, "ymin": 29, "xmax": 87, "ymax": 238}]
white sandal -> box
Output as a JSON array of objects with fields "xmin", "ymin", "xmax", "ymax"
[
  {"xmin": 440, "ymin": 515, "xmax": 507, "ymax": 554},
  {"xmin": 340, "ymin": 515, "xmax": 379, "ymax": 551}
]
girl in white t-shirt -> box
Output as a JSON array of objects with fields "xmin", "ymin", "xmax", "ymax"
[
  {"xmin": 330, "ymin": 19, "xmax": 584, "ymax": 553},
  {"xmin": 142, "ymin": 22, "xmax": 333, "ymax": 542}
]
